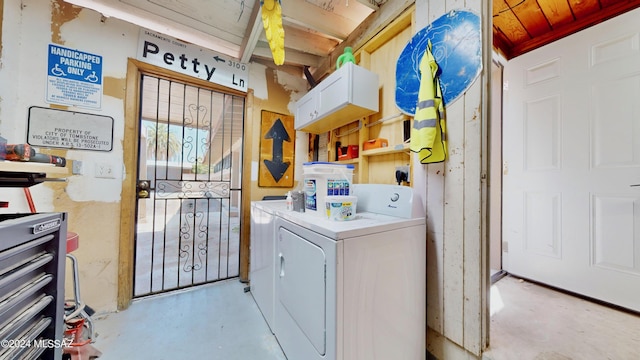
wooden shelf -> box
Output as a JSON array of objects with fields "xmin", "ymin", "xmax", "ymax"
[
  {"xmin": 335, "ymin": 158, "xmax": 359, "ymax": 165},
  {"xmin": 361, "ymin": 143, "xmax": 410, "ymax": 157}
]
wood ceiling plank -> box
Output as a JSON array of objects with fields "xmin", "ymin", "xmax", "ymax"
[
  {"xmin": 493, "ymin": 0, "xmax": 640, "ymax": 60},
  {"xmin": 281, "ymin": 0, "xmax": 370, "ymax": 40},
  {"xmin": 493, "ymin": 25, "xmax": 515, "ymax": 59},
  {"xmin": 361, "ymin": 8, "xmax": 413, "ymax": 54},
  {"xmin": 509, "ymin": 0, "xmax": 640, "ymax": 58},
  {"xmin": 253, "ymin": 42, "xmax": 323, "ymax": 68},
  {"xmin": 493, "ymin": 0, "xmax": 531, "ymax": 45},
  {"xmin": 568, "ymin": 0, "xmax": 601, "ymax": 19},
  {"xmin": 65, "ymin": 0, "xmax": 243, "ymax": 58},
  {"xmin": 279, "ymin": 25, "xmax": 340, "ymax": 57},
  {"xmin": 311, "ymin": 0, "xmax": 414, "ymax": 80},
  {"xmin": 599, "ymin": 0, "xmax": 630, "ymax": 7},
  {"xmin": 538, "ymin": 0, "xmax": 575, "ymax": 28},
  {"xmin": 120, "ymin": 0, "xmax": 254, "ymax": 45},
  {"xmin": 507, "ymin": 0, "xmax": 552, "ymax": 37}
]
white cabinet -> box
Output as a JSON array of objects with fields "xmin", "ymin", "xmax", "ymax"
[
  {"xmin": 294, "ymin": 94, "xmax": 318, "ymax": 131},
  {"xmin": 295, "ymin": 62, "xmax": 379, "ymax": 134}
]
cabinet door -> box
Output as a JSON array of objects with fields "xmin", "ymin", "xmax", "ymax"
[
  {"xmin": 294, "ymin": 90, "xmax": 318, "ymax": 130},
  {"xmin": 316, "ymin": 70, "xmax": 349, "ymax": 117}
]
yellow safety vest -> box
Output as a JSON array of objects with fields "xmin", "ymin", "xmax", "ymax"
[{"xmin": 410, "ymin": 40, "xmax": 447, "ymax": 164}]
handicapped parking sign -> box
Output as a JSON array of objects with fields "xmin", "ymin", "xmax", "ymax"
[{"xmin": 46, "ymin": 44, "xmax": 103, "ymax": 109}]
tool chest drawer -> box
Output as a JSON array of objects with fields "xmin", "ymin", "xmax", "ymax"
[{"xmin": 0, "ymin": 213, "xmax": 67, "ymax": 360}]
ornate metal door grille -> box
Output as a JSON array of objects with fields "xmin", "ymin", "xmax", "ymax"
[{"xmin": 134, "ymin": 74, "xmax": 244, "ymax": 297}]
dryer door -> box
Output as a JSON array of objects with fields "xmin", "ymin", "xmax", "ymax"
[
  {"xmin": 278, "ymin": 227, "xmax": 326, "ymax": 354},
  {"xmin": 274, "ymin": 218, "xmax": 336, "ymax": 360}
]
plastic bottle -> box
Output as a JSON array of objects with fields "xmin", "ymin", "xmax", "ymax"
[
  {"xmin": 286, "ymin": 191, "xmax": 293, "ymax": 211},
  {"xmin": 336, "ymin": 47, "xmax": 356, "ymax": 69}
]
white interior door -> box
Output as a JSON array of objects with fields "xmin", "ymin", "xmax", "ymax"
[{"xmin": 503, "ymin": 8, "xmax": 640, "ymax": 312}]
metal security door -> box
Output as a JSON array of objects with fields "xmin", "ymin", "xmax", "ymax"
[{"xmin": 134, "ymin": 74, "xmax": 244, "ymax": 297}]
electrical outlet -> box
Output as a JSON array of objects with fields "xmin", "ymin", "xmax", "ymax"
[
  {"xmin": 396, "ymin": 165, "xmax": 410, "ymax": 184},
  {"xmin": 95, "ymin": 162, "xmax": 115, "ymax": 179}
]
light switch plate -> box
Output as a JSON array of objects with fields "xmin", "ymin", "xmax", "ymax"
[
  {"xmin": 95, "ymin": 162, "xmax": 115, "ymax": 178},
  {"xmin": 72, "ymin": 160, "xmax": 83, "ymax": 175}
]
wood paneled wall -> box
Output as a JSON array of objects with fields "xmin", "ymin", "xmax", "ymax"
[
  {"xmin": 328, "ymin": 11, "xmax": 414, "ymax": 185},
  {"xmin": 413, "ymin": 1, "xmax": 490, "ymax": 358},
  {"xmin": 333, "ymin": 3, "xmax": 491, "ymax": 357}
]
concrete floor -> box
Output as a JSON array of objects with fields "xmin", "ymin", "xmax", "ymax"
[
  {"xmin": 92, "ymin": 279, "xmax": 286, "ymax": 360},
  {"xmin": 484, "ymin": 275, "xmax": 640, "ymax": 360},
  {"xmin": 91, "ymin": 274, "xmax": 639, "ymax": 360}
]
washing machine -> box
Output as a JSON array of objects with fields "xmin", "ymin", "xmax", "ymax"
[
  {"xmin": 249, "ymin": 200, "xmax": 277, "ymax": 331},
  {"xmin": 250, "ymin": 184, "xmax": 426, "ymax": 360}
]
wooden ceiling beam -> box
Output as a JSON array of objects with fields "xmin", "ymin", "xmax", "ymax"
[
  {"xmin": 239, "ymin": 2, "xmax": 263, "ymax": 64},
  {"xmin": 281, "ymin": 1, "xmax": 359, "ymax": 40},
  {"xmin": 508, "ymin": 0, "xmax": 640, "ymax": 59},
  {"xmin": 311, "ymin": 0, "xmax": 414, "ymax": 80},
  {"xmin": 252, "ymin": 42, "xmax": 323, "ymax": 68}
]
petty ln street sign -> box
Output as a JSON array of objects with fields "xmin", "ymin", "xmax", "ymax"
[
  {"xmin": 137, "ymin": 29, "xmax": 248, "ymax": 92},
  {"xmin": 46, "ymin": 44, "xmax": 103, "ymax": 109}
]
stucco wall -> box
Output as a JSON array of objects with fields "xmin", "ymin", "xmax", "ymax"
[
  {"xmin": 0, "ymin": 0, "xmax": 136, "ymax": 313},
  {"xmin": 0, "ymin": 0, "xmax": 308, "ymax": 313},
  {"xmin": 248, "ymin": 63, "xmax": 308, "ymax": 202}
]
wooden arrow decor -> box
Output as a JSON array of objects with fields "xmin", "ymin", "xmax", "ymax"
[{"xmin": 259, "ymin": 110, "xmax": 294, "ymax": 187}]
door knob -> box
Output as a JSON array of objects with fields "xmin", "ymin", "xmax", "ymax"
[
  {"xmin": 631, "ymin": 184, "xmax": 640, "ymax": 187},
  {"xmin": 137, "ymin": 180, "xmax": 152, "ymax": 198}
]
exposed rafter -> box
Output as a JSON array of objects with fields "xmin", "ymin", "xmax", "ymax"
[
  {"xmin": 64, "ymin": 0, "xmax": 382, "ymax": 71},
  {"xmin": 239, "ymin": 4, "xmax": 263, "ymax": 64}
]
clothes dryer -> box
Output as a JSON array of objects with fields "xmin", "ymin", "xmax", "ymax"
[{"xmin": 251, "ymin": 184, "xmax": 426, "ymax": 360}]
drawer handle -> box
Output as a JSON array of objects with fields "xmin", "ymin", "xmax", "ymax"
[
  {"xmin": 0, "ymin": 317, "xmax": 51, "ymax": 359},
  {"xmin": 0, "ymin": 234, "xmax": 53, "ymax": 262},
  {"xmin": 0, "ymin": 274, "xmax": 53, "ymax": 318},
  {"xmin": 279, "ymin": 253, "xmax": 285, "ymax": 278},
  {"xmin": 0, "ymin": 253, "xmax": 54, "ymax": 289},
  {"xmin": 0, "ymin": 295, "xmax": 53, "ymax": 340}
]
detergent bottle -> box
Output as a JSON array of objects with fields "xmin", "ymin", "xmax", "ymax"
[
  {"xmin": 285, "ymin": 191, "xmax": 293, "ymax": 211},
  {"xmin": 336, "ymin": 47, "xmax": 356, "ymax": 69}
]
